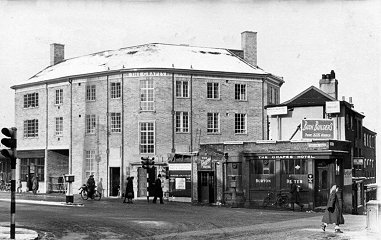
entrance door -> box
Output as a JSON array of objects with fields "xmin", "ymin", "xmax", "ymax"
[
  {"xmin": 198, "ymin": 171, "xmax": 215, "ymax": 203},
  {"xmin": 110, "ymin": 167, "xmax": 120, "ymax": 197},
  {"xmin": 315, "ymin": 160, "xmax": 334, "ymax": 207}
]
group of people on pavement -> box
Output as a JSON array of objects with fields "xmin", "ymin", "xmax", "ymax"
[{"xmin": 123, "ymin": 174, "xmax": 163, "ymax": 204}]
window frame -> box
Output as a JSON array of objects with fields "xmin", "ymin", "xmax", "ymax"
[
  {"xmin": 207, "ymin": 82, "xmax": 219, "ymax": 99},
  {"xmin": 235, "ymin": 84, "xmax": 247, "ymax": 101},
  {"xmin": 234, "ymin": 113, "xmax": 247, "ymax": 134},
  {"xmin": 176, "ymin": 80, "xmax": 189, "ymax": 98},
  {"xmin": 23, "ymin": 93, "xmax": 39, "ymax": 108},
  {"xmin": 86, "ymin": 85, "xmax": 96, "ymax": 101},
  {"xmin": 139, "ymin": 121, "xmax": 155, "ymax": 154},
  {"xmin": 110, "ymin": 82, "xmax": 121, "ymax": 99},
  {"xmin": 55, "ymin": 117, "xmax": 63, "ymax": 136},
  {"xmin": 175, "ymin": 111, "xmax": 189, "ymax": 133},
  {"xmin": 85, "ymin": 114, "xmax": 96, "ymax": 135},
  {"xmin": 140, "ymin": 78, "xmax": 154, "ymax": 111},
  {"xmin": 23, "ymin": 119, "xmax": 39, "ymax": 138},
  {"xmin": 207, "ymin": 112, "xmax": 220, "ymax": 133},
  {"xmin": 110, "ymin": 112, "xmax": 121, "ymax": 133},
  {"xmin": 85, "ymin": 150, "xmax": 96, "ymax": 179},
  {"xmin": 55, "ymin": 89, "xmax": 63, "ymax": 105}
]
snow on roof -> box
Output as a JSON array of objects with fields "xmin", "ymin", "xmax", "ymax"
[{"xmin": 19, "ymin": 43, "xmax": 269, "ymax": 86}]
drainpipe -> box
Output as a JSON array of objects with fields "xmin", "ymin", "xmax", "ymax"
[
  {"xmin": 45, "ymin": 84, "xmax": 48, "ymax": 192},
  {"xmin": 190, "ymin": 68, "xmax": 193, "ymax": 152},
  {"xmin": 262, "ymin": 79, "xmax": 265, "ymax": 139},
  {"xmin": 106, "ymin": 75, "xmax": 110, "ymax": 197},
  {"xmin": 171, "ymin": 69, "xmax": 175, "ymax": 153},
  {"xmin": 121, "ymin": 73, "xmax": 125, "ymax": 196}
]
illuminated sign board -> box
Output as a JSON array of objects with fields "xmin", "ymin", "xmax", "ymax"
[{"xmin": 301, "ymin": 119, "xmax": 334, "ymax": 139}]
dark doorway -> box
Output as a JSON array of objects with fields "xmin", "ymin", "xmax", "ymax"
[
  {"xmin": 315, "ymin": 160, "xmax": 334, "ymax": 207},
  {"xmin": 198, "ymin": 171, "xmax": 215, "ymax": 203},
  {"xmin": 110, "ymin": 167, "xmax": 120, "ymax": 197}
]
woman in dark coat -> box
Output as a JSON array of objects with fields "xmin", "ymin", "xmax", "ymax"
[
  {"xmin": 321, "ymin": 185, "xmax": 345, "ymax": 233},
  {"xmin": 290, "ymin": 180, "xmax": 303, "ymax": 211},
  {"xmin": 123, "ymin": 177, "xmax": 134, "ymax": 203}
]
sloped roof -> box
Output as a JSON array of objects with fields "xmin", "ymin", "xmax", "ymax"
[
  {"xmin": 15, "ymin": 43, "xmax": 276, "ymax": 88},
  {"xmin": 281, "ymin": 86, "xmax": 336, "ymax": 107}
]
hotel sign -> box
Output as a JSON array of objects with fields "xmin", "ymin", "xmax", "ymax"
[
  {"xmin": 301, "ymin": 119, "xmax": 334, "ymax": 139},
  {"xmin": 325, "ymin": 101, "xmax": 340, "ymax": 114}
]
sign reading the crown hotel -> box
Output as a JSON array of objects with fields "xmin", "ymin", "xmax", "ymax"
[{"xmin": 301, "ymin": 119, "xmax": 334, "ymax": 139}]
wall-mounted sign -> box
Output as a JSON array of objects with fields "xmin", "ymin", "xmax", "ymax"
[
  {"xmin": 301, "ymin": 119, "xmax": 334, "ymax": 139},
  {"xmin": 344, "ymin": 169, "xmax": 352, "ymax": 186},
  {"xmin": 266, "ymin": 106, "xmax": 288, "ymax": 116},
  {"xmin": 308, "ymin": 174, "xmax": 313, "ymax": 183},
  {"xmin": 200, "ymin": 156, "xmax": 212, "ymax": 169},
  {"xmin": 325, "ymin": 101, "xmax": 340, "ymax": 114},
  {"xmin": 168, "ymin": 163, "xmax": 191, "ymax": 171},
  {"xmin": 353, "ymin": 158, "xmax": 364, "ymax": 165},
  {"xmin": 175, "ymin": 178, "xmax": 186, "ymax": 190}
]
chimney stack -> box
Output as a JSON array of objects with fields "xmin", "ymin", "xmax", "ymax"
[
  {"xmin": 50, "ymin": 43, "xmax": 65, "ymax": 65},
  {"xmin": 241, "ymin": 31, "xmax": 257, "ymax": 67},
  {"xmin": 319, "ymin": 70, "xmax": 338, "ymax": 100}
]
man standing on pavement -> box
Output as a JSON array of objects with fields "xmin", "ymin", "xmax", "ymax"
[
  {"xmin": 290, "ymin": 179, "xmax": 303, "ymax": 211},
  {"xmin": 153, "ymin": 174, "xmax": 164, "ymax": 204}
]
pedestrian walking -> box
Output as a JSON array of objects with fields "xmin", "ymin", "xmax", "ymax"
[
  {"xmin": 321, "ymin": 185, "xmax": 344, "ymax": 233},
  {"xmin": 97, "ymin": 178, "xmax": 104, "ymax": 197},
  {"xmin": 32, "ymin": 175, "xmax": 39, "ymax": 194},
  {"xmin": 17, "ymin": 179, "xmax": 22, "ymax": 193},
  {"xmin": 123, "ymin": 177, "xmax": 134, "ymax": 203},
  {"xmin": 152, "ymin": 174, "xmax": 164, "ymax": 204},
  {"xmin": 290, "ymin": 179, "xmax": 303, "ymax": 211}
]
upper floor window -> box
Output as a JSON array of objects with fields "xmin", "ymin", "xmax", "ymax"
[
  {"xmin": 110, "ymin": 82, "xmax": 121, "ymax": 99},
  {"xmin": 85, "ymin": 114, "xmax": 96, "ymax": 134},
  {"xmin": 86, "ymin": 85, "xmax": 96, "ymax": 101},
  {"xmin": 85, "ymin": 150, "xmax": 96, "ymax": 179},
  {"xmin": 140, "ymin": 122, "xmax": 155, "ymax": 154},
  {"xmin": 235, "ymin": 84, "xmax": 246, "ymax": 101},
  {"xmin": 207, "ymin": 82, "xmax": 219, "ymax": 99},
  {"xmin": 23, "ymin": 119, "xmax": 38, "ymax": 138},
  {"xmin": 140, "ymin": 78, "xmax": 154, "ymax": 111},
  {"xmin": 235, "ymin": 113, "xmax": 247, "ymax": 134},
  {"xmin": 176, "ymin": 80, "xmax": 189, "ymax": 98},
  {"xmin": 23, "ymin": 93, "xmax": 39, "ymax": 108},
  {"xmin": 207, "ymin": 112, "xmax": 220, "ymax": 133},
  {"xmin": 175, "ymin": 111, "xmax": 189, "ymax": 133},
  {"xmin": 268, "ymin": 86, "xmax": 279, "ymax": 104},
  {"xmin": 55, "ymin": 117, "xmax": 63, "ymax": 136},
  {"xmin": 55, "ymin": 89, "xmax": 63, "ymax": 105},
  {"xmin": 110, "ymin": 112, "xmax": 121, "ymax": 133}
]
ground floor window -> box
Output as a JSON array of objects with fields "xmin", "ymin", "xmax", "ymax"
[
  {"xmin": 249, "ymin": 159, "xmax": 275, "ymax": 190},
  {"xmin": 85, "ymin": 150, "xmax": 96, "ymax": 179},
  {"xmin": 20, "ymin": 158, "xmax": 45, "ymax": 181}
]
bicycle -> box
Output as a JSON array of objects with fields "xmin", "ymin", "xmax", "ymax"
[
  {"xmin": 79, "ymin": 184, "xmax": 102, "ymax": 201},
  {"xmin": 263, "ymin": 190, "xmax": 290, "ymax": 208}
]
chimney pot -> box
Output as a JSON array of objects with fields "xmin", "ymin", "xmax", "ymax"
[
  {"xmin": 342, "ymin": 96, "xmax": 345, "ymax": 101},
  {"xmin": 349, "ymin": 97, "xmax": 352, "ymax": 104},
  {"xmin": 50, "ymin": 43, "xmax": 65, "ymax": 65},
  {"xmin": 241, "ymin": 31, "xmax": 257, "ymax": 67}
]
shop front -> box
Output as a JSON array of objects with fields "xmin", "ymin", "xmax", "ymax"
[{"xmin": 198, "ymin": 139, "xmax": 351, "ymax": 211}]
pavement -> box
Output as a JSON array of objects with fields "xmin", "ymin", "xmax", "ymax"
[{"xmin": 0, "ymin": 191, "xmax": 379, "ymax": 239}]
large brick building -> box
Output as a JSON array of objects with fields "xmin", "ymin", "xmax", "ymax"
[{"xmin": 11, "ymin": 31, "xmax": 284, "ymax": 197}]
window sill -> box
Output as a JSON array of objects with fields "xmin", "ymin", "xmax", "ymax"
[{"xmin": 207, "ymin": 132, "xmax": 221, "ymax": 135}]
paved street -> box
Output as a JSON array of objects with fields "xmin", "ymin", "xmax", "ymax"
[{"xmin": 0, "ymin": 192, "xmax": 378, "ymax": 240}]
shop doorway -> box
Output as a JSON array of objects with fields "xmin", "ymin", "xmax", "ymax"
[
  {"xmin": 198, "ymin": 171, "xmax": 215, "ymax": 203},
  {"xmin": 110, "ymin": 167, "xmax": 120, "ymax": 197},
  {"xmin": 315, "ymin": 160, "xmax": 334, "ymax": 207}
]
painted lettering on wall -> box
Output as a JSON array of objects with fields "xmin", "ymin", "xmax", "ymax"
[
  {"xmin": 301, "ymin": 119, "xmax": 334, "ymax": 139},
  {"xmin": 256, "ymin": 179, "xmax": 271, "ymax": 183}
]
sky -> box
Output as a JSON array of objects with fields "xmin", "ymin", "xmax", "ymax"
[{"xmin": 0, "ymin": 0, "xmax": 380, "ymax": 140}]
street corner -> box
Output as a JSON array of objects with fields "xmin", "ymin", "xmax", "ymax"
[{"xmin": 0, "ymin": 226, "xmax": 38, "ymax": 240}]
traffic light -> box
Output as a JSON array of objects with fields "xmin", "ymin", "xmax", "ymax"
[
  {"xmin": 1, "ymin": 127, "xmax": 17, "ymax": 161},
  {"xmin": 141, "ymin": 156, "xmax": 155, "ymax": 169}
]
